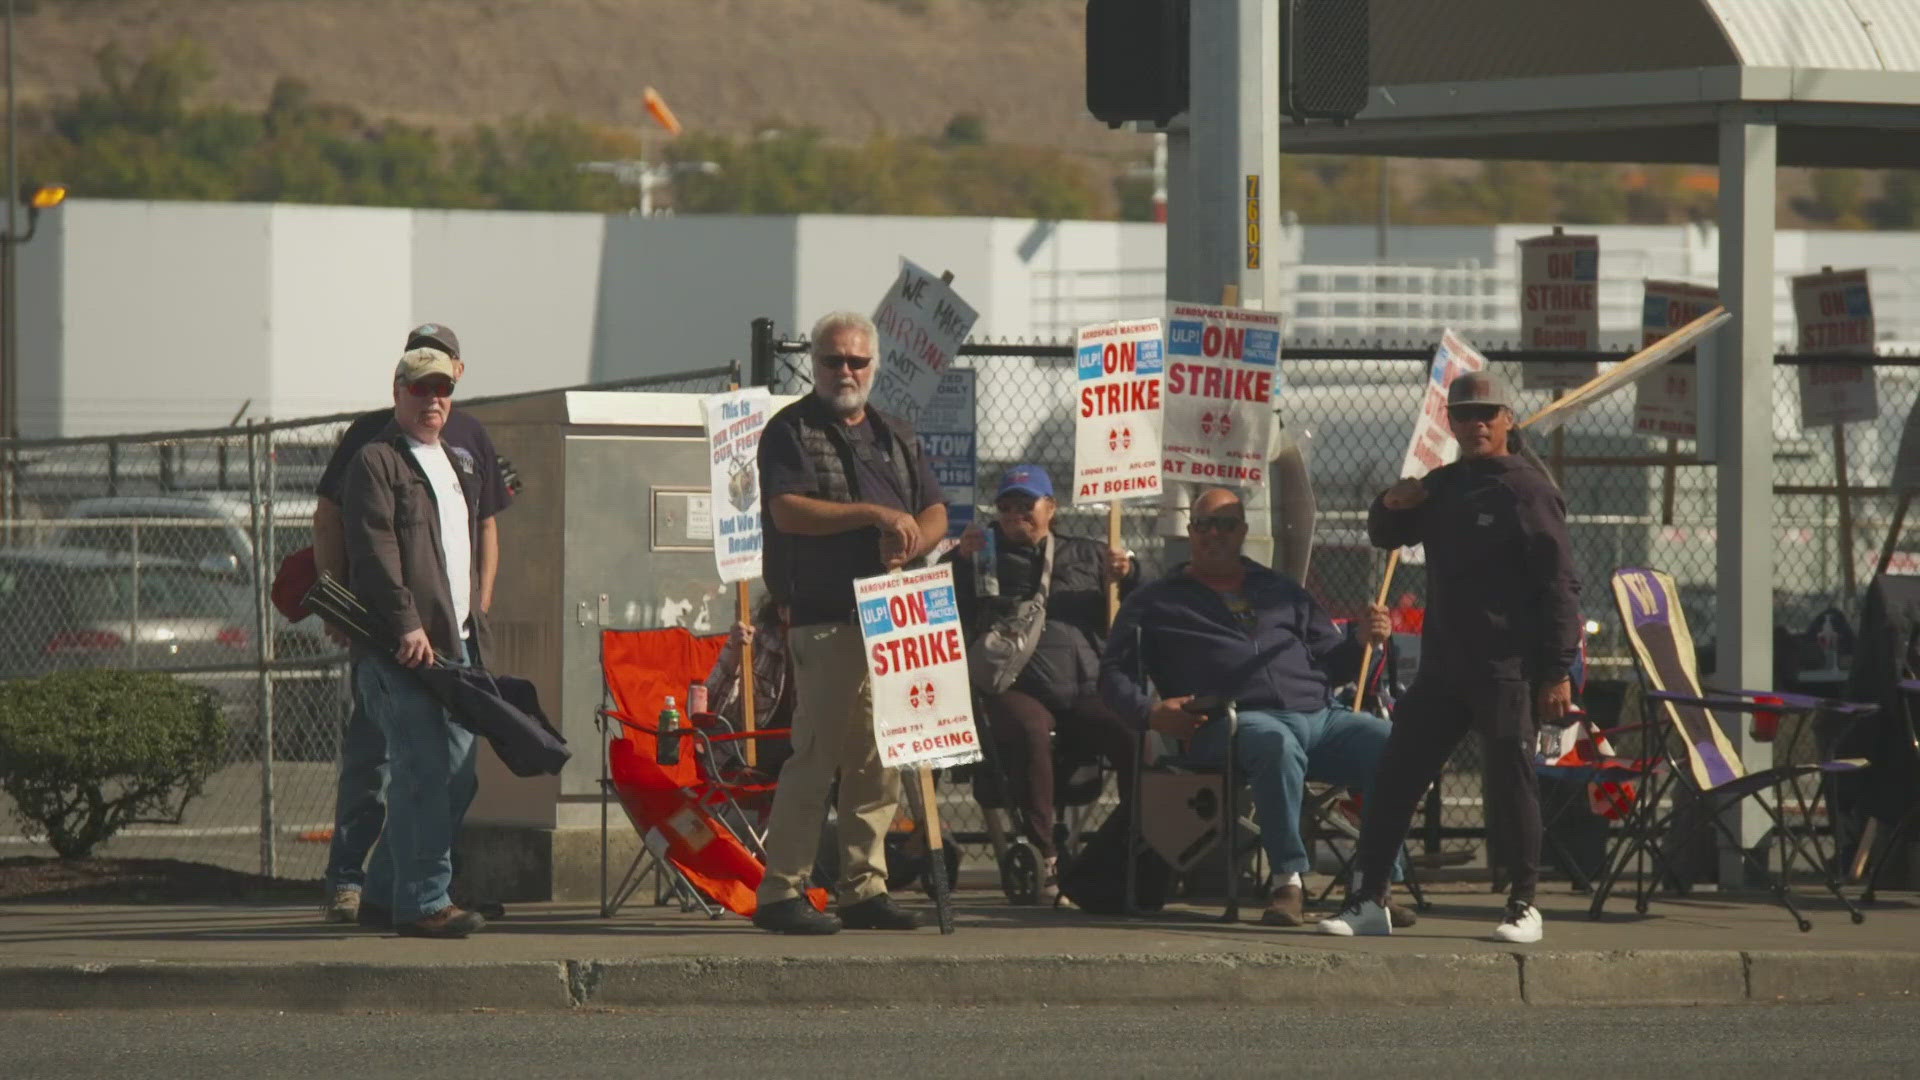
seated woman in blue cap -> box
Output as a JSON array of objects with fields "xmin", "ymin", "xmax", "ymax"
[{"xmin": 946, "ymin": 464, "xmax": 1139, "ymax": 904}]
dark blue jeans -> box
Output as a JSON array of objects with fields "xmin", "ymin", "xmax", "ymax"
[
  {"xmin": 1185, "ymin": 705, "xmax": 1402, "ymax": 881},
  {"xmin": 324, "ymin": 662, "xmax": 386, "ymax": 893},
  {"xmin": 359, "ymin": 643, "xmax": 477, "ymax": 923}
]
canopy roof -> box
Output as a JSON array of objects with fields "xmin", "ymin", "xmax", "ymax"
[{"xmin": 1283, "ymin": 0, "xmax": 1920, "ymax": 167}]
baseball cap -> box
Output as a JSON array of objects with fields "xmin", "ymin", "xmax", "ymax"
[
  {"xmin": 1447, "ymin": 371, "xmax": 1513, "ymax": 410},
  {"xmin": 395, "ymin": 346, "xmax": 458, "ymax": 384},
  {"xmin": 996, "ymin": 464, "xmax": 1054, "ymax": 501},
  {"xmin": 404, "ymin": 322, "xmax": 460, "ymax": 358}
]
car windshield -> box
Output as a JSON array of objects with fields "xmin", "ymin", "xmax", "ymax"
[{"xmin": 63, "ymin": 567, "xmax": 242, "ymax": 621}]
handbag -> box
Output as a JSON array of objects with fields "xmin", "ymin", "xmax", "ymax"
[{"xmin": 967, "ymin": 534, "xmax": 1054, "ymax": 695}]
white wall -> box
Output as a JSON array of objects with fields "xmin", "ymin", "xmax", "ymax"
[
  {"xmin": 51, "ymin": 202, "xmax": 277, "ymax": 435},
  {"xmin": 266, "ymin": 205, "xmax": 413, "ymax": 419},
  {"xmin": 411, "ymin": 209, "xmax": 606, "ymax": 397},
  {"xmin": 20, "ymin": 200, "xmax": 1920, "ymax": 438}
]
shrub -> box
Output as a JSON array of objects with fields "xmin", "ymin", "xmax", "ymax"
[{"xmin": 0, "ymin": 670, "xmax": 226, "ymax": 859}]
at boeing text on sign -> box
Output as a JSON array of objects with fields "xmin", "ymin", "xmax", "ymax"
[
  {"xmin": 1519, "ymin": 232, "xmax": 1600, "ymax": 391},
  {"xmin": 1074, "ymin": 319, "xmax": 1165, "ymax": 505},
  {"xmin": 855, "ymin": 564, "xmax": 982, "ymax": 770},
  {"xmin": 870, "ymin": 258, "xmax": 979, "ymax": 427},
  {"xmin": 702, "ymin": 387, "xmax": 771, "ymax": 584},
  {"xmin": 1160, "ymin": 303, "xmax": 1280, "ymax": 487},
  {"xmin": 1633, "ymin": 281, "xmax": 1717, "ymax": 439},
  {"xmin": 1791, "ymin": 268, "xmax": 1878, "ymax": 430}
]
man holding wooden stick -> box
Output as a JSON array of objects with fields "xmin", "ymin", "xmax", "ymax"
[
  {"xmin": 751, "ymin": 310, "xmax": 946, "ymax": 935},
  {"xmin": 1320, "ymin": 371, "xmax": 1580, "ymax": 944}
]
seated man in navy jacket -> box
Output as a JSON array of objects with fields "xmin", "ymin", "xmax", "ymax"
[{"xmin": 1100, "ymin": 487, "xmax": 1411, "ymax": 928}]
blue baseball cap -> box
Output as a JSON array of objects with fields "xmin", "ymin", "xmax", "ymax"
[{"xmin": 996, "ymin": 464, "xmax": 1054, "ymax": 501}]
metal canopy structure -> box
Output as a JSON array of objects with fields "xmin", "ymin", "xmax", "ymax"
[
  {"xmin": 1283, "ymin": 0, "xmax": 1920, "ymax": 169},
  {"xmin": 1267, "ymin": 0, "xmax": 1920, "ymax": 875}
]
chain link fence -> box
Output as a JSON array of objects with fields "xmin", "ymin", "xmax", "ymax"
[
  {"xmin": 761, "ymin": 325, "xmax": 1919, "ymax": 873},
  {"xmin": 0, "ymin": 365, "xmax": 738, "ymax": 881}
]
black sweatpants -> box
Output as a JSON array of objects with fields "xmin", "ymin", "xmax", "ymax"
[{"xmin": 1355, "ymin": 677, "xmax": 1543, "ymax": 905}]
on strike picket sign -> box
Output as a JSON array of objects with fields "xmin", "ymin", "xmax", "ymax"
[
  {"xmin": 855, "ymin": 564, "xmax": 982, "ymax": 770},
  {"xmin": 701, "ymin": 387, "xmax": 771, "ymax": 584},
  {"xmin": 1633, "ymin": 280, "xmax": 1718, "ymax": 439},
  {"xmin": 1161, "ymin": 303, "xmax": 1280, "ymax": 487},
  {"xmin": 1519, "ymin": 232, "xmax": 1600, "ymax": 390},
  {"xmin": 869, "ymin": 258, "xmax": 979, "ymax": 428},
  {"xmin": 1792, "ymin": 268, "xmax": 1878, "ymax": 429},
  {"xmin": 1400, "ymin": 329, "xmax": 1489, "ymax": 479},
  {"xmin": 1073, "ymin": 318, "xmax": 1165, "ymax": 504},
  {"xmin": 918, "ymin": 368, "xmax": 977, "ymax": 535}
]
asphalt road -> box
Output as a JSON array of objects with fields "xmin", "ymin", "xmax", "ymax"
[{"xmin": 9, "ymin": 1003, "xmax": 1919, "ymax": 1079}]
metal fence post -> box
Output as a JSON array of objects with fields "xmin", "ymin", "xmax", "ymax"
[
  {"xmin": 750, "ymin": 317, "xmax": 775, "ymax": 387},
  {"xmin": 247, "ymin": 420, "xmax": 277, "ymax": 877}
]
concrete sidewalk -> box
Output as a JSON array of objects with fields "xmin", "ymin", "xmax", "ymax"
[{"xmin": 4, "ymin": 885, "xmax": 1918, "ymax": 1012}]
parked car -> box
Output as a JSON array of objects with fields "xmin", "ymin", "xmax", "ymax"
[{"xmin": 0, "ymin": 548, "xmax": 339, "ymax": 761}]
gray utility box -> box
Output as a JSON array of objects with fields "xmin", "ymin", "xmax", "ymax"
[{"xmin": 456, "ymin": 390, "xmax": 789, "ymax": 901}]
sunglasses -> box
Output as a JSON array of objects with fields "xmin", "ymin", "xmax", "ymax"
[
  {"xmin": 1447, "ymin": 403, "xmax": 1502, "ymax": 424},
  {"xmin": 817, "ymin": 354, "xmax": 873, "ymax": 371},
  {"xmin": 1191, "ymin": 514, "xmax": 1246, "ymax": 534},
  {"xmin": 996, "ymin": 496, "xmax": 1038, "ymax": 514},
  {"xmin": 405, "ymin": 378, "xmax": 455, "ymax": 399}
]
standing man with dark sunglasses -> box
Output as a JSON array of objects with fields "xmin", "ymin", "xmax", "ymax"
[
  {"xmin": 1320, "ymin": 371, "xmax": 1580, "ymax": 944},
  {"xmin": 314, "ymin": 323, "xmax": 514, "ymax": 928},
  {"xmin": 751, "ymin": 311, "xmax": 947, "ymax": 935}
]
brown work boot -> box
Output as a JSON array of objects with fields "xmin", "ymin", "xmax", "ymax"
[
  {"xmin": 396, "ymin": 904, "xmax": 486, "ymax": 939},
  {"xmin": 1261, "ymin": 883, "xmax": 1306, "ymax": 927}
]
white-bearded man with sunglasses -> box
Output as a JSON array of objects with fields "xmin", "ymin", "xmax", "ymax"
[
  {"xmin": 751, "ymin": 311, "xmax": 947, "ymax": 935},
  {"xmin": 1320, "ymin": 371, "xmax": 1581, "ymax": 945}
]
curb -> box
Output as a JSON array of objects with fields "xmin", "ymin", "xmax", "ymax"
[{"xmin": 3, "ymin": 951, "xmax": 1915, "ymax": 1012}]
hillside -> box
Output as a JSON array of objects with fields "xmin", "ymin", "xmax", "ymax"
[{"xmin": 18, "ymin": 0, "xmax": 1127, "ymax": 153}]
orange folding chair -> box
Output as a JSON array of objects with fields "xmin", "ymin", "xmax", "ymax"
[{"xmin": 595, "ymin": 626, "xmax": 825, "ymax": 920}]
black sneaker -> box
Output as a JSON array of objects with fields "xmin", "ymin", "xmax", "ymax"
[
  {"xmin": 837, "ymin": 893, "xmax": 923, "ymax": 931},
  {"xmin": 356, "ymin": 901, "xmax": 394, "ymax": 931},
  {"xmin": 752, "ymin": 897, "xmax": 842, "ymax": 935}
]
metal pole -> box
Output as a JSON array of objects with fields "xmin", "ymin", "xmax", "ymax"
[
  {"xmin": 4, "ymin": 0, "xmax": 17, "ymax": 519},
  {"xmin": 247, "ymin": 422, "xmax": 276, "ymax": 876},
  {"xmin": 1714, "ymin": 113, "xmax": 1777, "ymax": 884}
]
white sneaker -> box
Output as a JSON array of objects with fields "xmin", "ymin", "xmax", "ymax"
[
  {"xmin": 1492, "ymin": 901, "xmax": 1544, "ymax": 944},
  {"xmin": 1317, "ymin": 896, "xmax": 1392, "ymax": 937}
]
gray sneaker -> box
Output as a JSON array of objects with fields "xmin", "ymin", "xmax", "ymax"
[
  {"xmin": 1317, "ymin": 895, "xmax": 1392, "ymax": 937},
  {"xmin": 323, "ymin": 886, "xmax": 361, "ymax": 925}
]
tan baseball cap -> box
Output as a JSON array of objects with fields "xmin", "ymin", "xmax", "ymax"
[{"xmin": 394, "ymin": 346, "xmax": 458, "ymax": 384}]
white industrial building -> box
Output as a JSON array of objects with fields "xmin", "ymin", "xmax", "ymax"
[{"xmin": 16, "ymin": 198, "xmax": 1920, "ymax": 436}]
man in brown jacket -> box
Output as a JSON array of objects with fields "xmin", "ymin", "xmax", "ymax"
[{"xmin": 341, "ymin": 347, "xmax": 493, "ymax": 939}]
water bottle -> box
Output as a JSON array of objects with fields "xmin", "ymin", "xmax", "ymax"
[{"xmin": 657, "ymin": 695, "xmax": 682, "ymax": 766}]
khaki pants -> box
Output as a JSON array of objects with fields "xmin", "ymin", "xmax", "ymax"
[{"xmin": 756, "ymin": 621, "xmax": 900, "ymax": 905}]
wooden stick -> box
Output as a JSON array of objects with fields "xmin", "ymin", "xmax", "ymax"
[
  {"xmin": 736, "ymin": 582, "xmax": 757, "ymax": 768},
  {"xmin": 914, "ymin": 768, "xmax": 955, "ymax": 934},
  {"xmin": 1850, "ymin": 817, "xmax": 1878, "ymax": 883},
  {"xmin": 1835, "ymin": 424, "xmax": 1857, "ymax": 601},
  {"xmin": 1354, "ymin": 548, "xmax": 1400, "ymax": 713},
  {"xmin": 1660, "ymin": 437, "xmax": 1679, "ymax": 526},
  {"xmin": 1877, "ymin": 491, "xmax": 1912, "ymax": 577},
  {"xmin": 1106, "ymin": 502, "xmax": 1122, "ymax": 624}
]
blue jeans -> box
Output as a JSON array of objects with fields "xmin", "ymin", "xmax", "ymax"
[
  {"xmin": 1185, "ymin": 705, "xmax": 1400, "ymax": 880},
  {"xmin": 324, "ymin": 662, "xmax": 386, "ymax": 893},
  {"xmin": 359, "ymin": 644, "xmax": 476, "ymax": 923}
]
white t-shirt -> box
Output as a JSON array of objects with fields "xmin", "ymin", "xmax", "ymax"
[{"xmin": 406, "ymin": 437, "xmax": 473, "ymax": 636}]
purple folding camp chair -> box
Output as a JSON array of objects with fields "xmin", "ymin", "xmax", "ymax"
[{"xmin": 1597, "ymin": 567, "xmax": 1874, "ymax": 931}]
